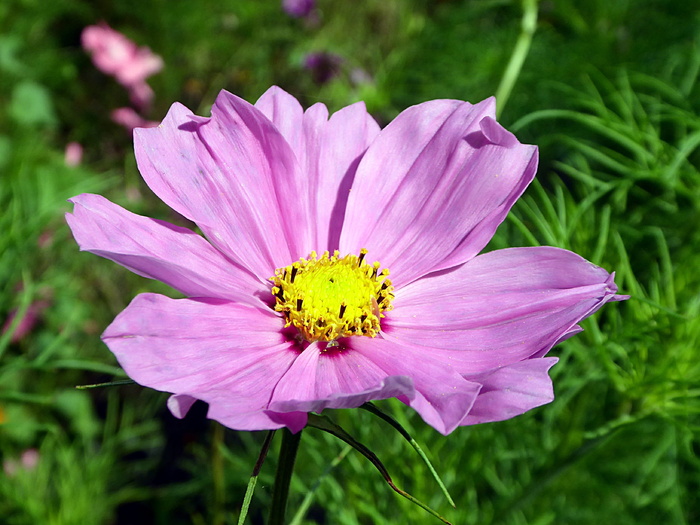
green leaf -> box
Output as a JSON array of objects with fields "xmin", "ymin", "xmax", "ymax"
[
  {"xmin": 361, "ymin": 402, "xmax": 456, "ymax": 507},
  {"xmin": 75, "ymin": 379, "xmax": 136, "ymax": 390},
  {"xmin": 289, "ymin": 444, "xmax": 354, "ymax": 525},
  {"xmin": 237, "ymin": 430, "xmax": 276, "ymax": 525},
  {"xmin": 307, "ymin": 413, "xmax": 453, "ymax": 525},
  {"xmin": 9, "ymin": 80, "xmax": 57, "ymax": 127}
]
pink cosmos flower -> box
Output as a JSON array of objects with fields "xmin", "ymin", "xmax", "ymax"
[
  {"xmin": 2, "ymin": 300, "xmax": 50, "ymax": 343},
  {"xmin": 66, "ymin": 87, "xmax": 626, "ymax": 435},
  {"xmin": 303, "ymin": 52, "xmax": 344, "ymax": 85},
  {"xmin": 82, "ymin": 23, "xmax": 163, "ymax": 110},
  {"xmin": 282, "ymin": 0, "xmax": 316, "ymax": 18},
  {"xmin": 64, "ymin": 142, "xmax": 83, "ymax": 167},
  {"xmin": 111, "ymin": 107, "xmax": 160, "ymax": 133},
  {"xmin": 127, "ymin": 81, "xmax": 157, "ymax": 111},
  {"xmin": 3, "ymin": 449, "xmax": 39, "ymax": 477}
]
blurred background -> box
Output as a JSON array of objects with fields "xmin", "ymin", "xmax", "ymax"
[{"xmin": 1, "ymin": 0, "xmax": 699, "ymax": 523}]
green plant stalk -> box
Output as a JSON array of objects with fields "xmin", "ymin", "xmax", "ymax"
[
  {"xmin": 360, "ymin": 403, "xmax": 455, "ymax": 507},
  {"xmin": 307, "ymin": 414, "xmax": 452, "ymax": 524},
  {"xmin": 268, "ymin": 428, "xmax": 303, "ymax": 525},
  {"xmin": 289, "ymin": 444, "xmax": 353, "ymax": 525},
  {"xmin": 238, "ymin": 430, "xmax": 276, "ymax": 525},
  {"xmin": 495, "ymin": 0, "xmax": 538, "ymax": 118},
  {"xmin": 75, "ymin": 379, "xmax": 136, "ymax": 390}
]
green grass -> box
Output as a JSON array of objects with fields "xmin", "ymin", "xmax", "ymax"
[{"xmin": 1, "ymin": 0, "xmax": 699, "ymax": 523}]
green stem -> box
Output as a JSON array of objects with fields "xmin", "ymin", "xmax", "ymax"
[
  {"xmin": 360, "ymin": 403, "xmax": 455, "ymax": 507},
  {"xmin": 494, "ymin": 0, "xmax": 538, "ymax": 118},
  {"xmin": 268, "ymin": 428, "xmax": 302, "ymax": 525},
  {"xmin": 237, "ymin": 430, "xmax": 276, "ymax": 525},
  {"xmin": 289, "ymin": 444, "xmax": 353, "ymax": 525}
]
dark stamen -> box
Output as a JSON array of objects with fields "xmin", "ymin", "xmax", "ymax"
[
  {"xmin": 290, "ymin": 266, "xmax": 298, "ymax": 283},
  {"xmin": 296, "ymin": 297, "xmax": 303, "ymax": 311},
  {"xmin": 339, "ymin": 303, "xmax": 347, "ymax": 319},
  {"xmin": 358, "ymin": 250, "xmax": 367, "ymax": 266}
]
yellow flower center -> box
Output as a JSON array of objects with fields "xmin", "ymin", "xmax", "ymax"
[{"xmin": 271, "ymin": 249, "xmax": 394, "ymax": 343}]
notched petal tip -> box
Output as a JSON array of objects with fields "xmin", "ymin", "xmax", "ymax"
[
  {"xmin": 479, "ymin": 116, "xmax": 519, "ymax": 147},
  {"xmin": 65, "ymin": 193, "xmax": 106, "ymax": 250},
  {"xmin": 255, "ymin": 85, "xmax": 304, "ymax": 112},
  {"xmin": 257, "ymin": 85, "xmax": 290, "ymax": 101},
  {"xmin": 463, "ymin": 115, "xmax": 533, "ymax": 150},
  {"xmin": 177, "ymin": 114, "xmax": 210, "ymax": 132},
  {"xmin": 211, "ymin": 88, "xmax": 253, "ymax": 117},
  {"xmin": 605, "ymin": 272, "xmax": 630, "ymax": 301},
  {"xmin": 135, "ymin": 101, "xmax": 193, "ymax": 136},
  {"xmin": 612, "ymin": 294, "xmax": 631, "ymax": 301},
  {"xmin": 481, "ymin": 95, "xmax": 497, "ymax": 115},
  {"xmin": 67, "ymin": 192, "xmax": 98, "ymax": 207}
]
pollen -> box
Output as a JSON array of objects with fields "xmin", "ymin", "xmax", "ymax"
[{"xmin": 270, "ymin": 249, "xmax": 394, "ymax": 343}]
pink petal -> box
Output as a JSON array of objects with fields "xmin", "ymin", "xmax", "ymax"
[
  {"xmin": 255, "ymin": 86, "xmax": 380, "ymax": 250},
  {"xmin": 127, "ymin": 82, "xmax": 155, "ymax": 112},
  {"xmin": 267, "ymin": 343, "xmax": 415, "ymax": 413},
  {"xmin": 340, "ymin": 98, "xmax": 537, "ymax": 287},
  {"xmin": 66, "ymin": 194, "xmax": 264, "ymax": 305},
  {"xmin": 351, "ymin": 337, "xmax": 482, "ymax": 435},
  {"xmin": 82, "ymin": 23, "xmax": 136, "ymax": 77},
  {"xmin": 201, "ymin": 90, "xmax": 311, "ymax": 262},
  {"xmin": 314, "ymin": 102, "xmax": 380, "ymax": 249},
  {"xmin": 2, "ymin": 300, "xmax": 49, "ymax": 343},
  {"xmin": 20, "ymin": 449, "xmax": 39, "ymax": 470},
  {"xmin": 167, "ymin": 394, "xmax": 197, "ymax": 419},
  {"xmin": 384, "ymin": 247, "xmax": 620, "ymax": 373},
  {"xmin": 82, "ymin": 23, "xmax": 162, "ymax": 87},
  {"xmin": 254, "ymin": 87, "xmax": 307, "ymax": 159},
  {"xmin": 111, "ymin": 107, "xmax": 159, "ymax": 132},
  {"xmin": 115, "ymin": 48, "xmax": 164, "ymax": 86},
  {"xmin": 262, "ymin": 411, "xmax": 309, "ymax": 434},
  {"xmin": 282, "ymin": 0, "xmax": 316, "ymax": 18},
  {"xmin": 64, "ymin": 142, "xmax": 83, "ymax": 167},
  {"xmin": 133, "ymin": 92, "xmax": 301, "ymax": 278},
  {"xmin": 102, "ymin": 293, "xmax": 298, "ymax": 431},
  {"xmin": 460, "ymin": 357, "xmax": 558, "ymax": 425}
]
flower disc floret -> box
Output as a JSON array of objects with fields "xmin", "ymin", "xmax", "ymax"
[{"xmin": 271, "ymin": 249, "xmax": 394, "ymax": 342}]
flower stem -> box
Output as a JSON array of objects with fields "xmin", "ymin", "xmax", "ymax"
[
  {"xmin": 268, "ymin": 428, "xmax": 302, "ymax": 525},
  {"xmin": 495, "ymin": 0, "xmax": 539, "ymax": 118},
  {"xmin": 289, "ymin": 444, "xmax": 353, "ymax": 525},
  {"xmin": 237, "ymin": 430, "xmax": 276, "ymax": 525}
]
